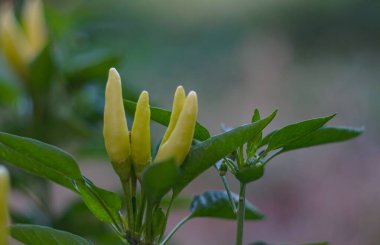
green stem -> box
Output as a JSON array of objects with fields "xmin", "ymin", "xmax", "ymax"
[
  {"xmin": 263, "ymin": 151, "xmax": 282, "ymax": 166},
  {"xmin": 160, "ymin": 215, "xmax": 192, "ymax": 245},
  {"xmin": 131, "ymin": 174, "xmax": 137, "ymax": 231},
  {"xmin": 236, "ymin": 183, "xmax": 246, "ymax": 245},
  {"xmin": 158, "ymin": 194, "xmax": 175, "ymax": 242},
  {"xmin": 221, "ymin": 175, "xmax": 237, "ymax": 214},
  {"xmin": 122, "ymin": 179, "xmax": 134, "ymax": 233},
  {"xmin": 136, "ymin": 189, "xmax": 146, "ymax": 233},
  {"xmin": 144, "ymin": 201, "xmax": 154, "ymax": 244}
]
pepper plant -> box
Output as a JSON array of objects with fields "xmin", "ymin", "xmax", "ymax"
[{"xmin": 0, "ymin": 67, "xmax": 362, "ymax": 245}]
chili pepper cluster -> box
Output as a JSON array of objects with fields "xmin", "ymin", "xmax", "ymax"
[{"xmin": 103, "ymin": 68, "xmax": 198, "ymax": 181}]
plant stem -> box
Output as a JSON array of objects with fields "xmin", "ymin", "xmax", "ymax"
[
  {"xmin": 144, "ymin": 201, "xmax": 154, "ymax": 244},
  {"xmin": 158, "ymin": 194, "xmax": 174, "ymax": 242},
  {"xmin": 122, "ymin": 179, "xmax": 134, "ymax": 233},
  {"xmin": 131, "ymin": 174, "xmax": 137, "ymax": 231},
  {"xmin": 160, "ymin": 215, "xmax": 191, "ymax": 245},
  {"xmin": 236, "ymin": 183, "xmax": 246, "ymax": 245},
  {"xmin": 221, "ymin": 176, "xmax": 237, "ymax": 214},
  {"xmin": 136, "ymin": 189, "xmax": 146, "ymax": 234}
]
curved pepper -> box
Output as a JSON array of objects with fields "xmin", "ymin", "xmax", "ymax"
[
  {"xmin": 0, "ymin": 166, "xmax": 9, "ymax": 245},
  {"xmin": 103, "ymin": 68, "xmax": 131, "ymax": 180},
  {"xmin": 160, "ymin": 86, "xmax": 186, "ymax": 146},
  {"xmin": 155, "ymin": 91, "xmax": 198, "ymax": 165},
  {"xmin": 131, "ymin": 91, "xmax": 151, "ymax": 177}
]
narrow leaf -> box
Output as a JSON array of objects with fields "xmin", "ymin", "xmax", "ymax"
[
  {"xmin": 265, "ymin": 114, "xmax": 335, "ymax": 152},
  {"xmin": 173, "ymin": 110, "xmax": 277, "ymax": 195},
  {"xmin": 0, "ymin": 133, "xmax": 123, "ymax": 225},
  {"xmin": 190, "ymin": 190, "xmax": 264, "ymax": 220},
  {"xmin": 141, "ymin": 159, "xmax": 179, "ymax": 204},
  {"xmin": 124, "ymin": 99, "xmax": 210, "ymax": 141},
  {"xmin": 282, "ymin": 126, "xmax": 364, "ymax": 152},
  {"xmin": 74, "ymin": 178, "xmax": 122, "ymax": 224},
  {"xmin": 11, "ymin": 224, "xmax": 93, "ymax": 245},
  {"xmin": 247, "ymin": 109, "xmax": 262, "ymax": 157},
  {"xmin": 0, "ymin": 133, "xmax": 82, "ymax": 191}
]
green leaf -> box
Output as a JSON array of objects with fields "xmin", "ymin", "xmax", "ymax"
[
  {"xmin": 190, "ymin": 190, "xmax": 264, "ymax": 220},
  {"xmin": 264, "ymin": 114, "xmax": 335, "ymax": 152},
  {"xmin": 246, "ymin": 109, "xmax": 262, "ymax": 157},
  {"xmin": 124, "ymin": 99, "xmax": 210, "ymax": 141},
  {"xmin": 141, "ymin": 159, "xmax": 179, "ymax": 204},
  {"xmin": 74, "ymin": 178, "xmax": 122, "ymax": 224},
  {"xmin": 281, "ymin": 126, "xmax": 364, "ymax": 152},
  {"xmin": 0, "ymin": 133, "xmax": 122, "ymax": 225},
  {"xmin": 235, "ymin": 165, "xmax": 265, "ymax": 184},
  {"xmin": 173, "ymin": 110, "xmax": 277, "ymax": 195},
  {"xmin": 0, "ymin": 132, "xmax": 82, "ymax": 191},
  {"xmin": 11, "ymin": 224, "xmax": 93, "ymax": 245}
]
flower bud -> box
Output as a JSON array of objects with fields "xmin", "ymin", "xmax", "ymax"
[
  {"xmin": 131, "ymin": 91, "xmax": 151, "ymax": 177},
  {"xmin": 0, "ymin": 166, "xmax": 10, "ymax": 245},
  {"xmin": 22, "ymin": 0, "xmax": 47, "ymax": 56},
  {"xmin": 218, "ymin": 161, "xmax": 228, "ymax": 176},
  {"xmin": 103, "ymin": 68, "xmax": 131, "ymax": 180},
  {"xmin": 155, "ymin": 91, "xmax": 198, "ymax": 165}
]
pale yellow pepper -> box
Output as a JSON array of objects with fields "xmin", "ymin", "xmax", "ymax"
[
  {"xmin": 0, "ymin": 166, "xmax": 9, "ymax": 245},
  {"xmin": 0, "ymin": 0, "xmax": 47, "ymax": 78},
  {"xmin": 160, "ymin": 86, "xmax": 186, "ymax": 146},
  {"xmin": 131, "ymin": 91, "xmax": 151, "ymax": 177},
  {"xmin": 103, "ymin": 68, "xmax": 131, "ymax": 180},
  {"xmin": 155, "ymin": 91, "xmax": 198, "ymax": 165},
  {"xmin": 22, "ymin": 0, "xmax": 48, "ymax": 55}
]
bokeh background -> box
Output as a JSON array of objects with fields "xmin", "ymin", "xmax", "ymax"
[{"xmin": 1, "ymin": 0, "xmax": 379, "ymax": 244}]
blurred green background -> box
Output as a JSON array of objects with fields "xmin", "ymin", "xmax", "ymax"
[{"xmin": 1, "ymin": 0, "xmax": 379, "ymax": 244}]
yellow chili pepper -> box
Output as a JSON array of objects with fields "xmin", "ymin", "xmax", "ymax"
[
  {"xmin": 0, "ymin": 0, "xmax": 47, "ymax": 79},
  {"xmin": 103, "ymin": 68, "xmax": 198, "ymax": 175},
  {"xmin": 0, "ymin": 166, "xmax": 9, "ymax": 245},
  {"xmin": 160, "ymin": 86, "xmax": 186, "ymax": 146},
  {"xmin": 155, "ymin": 91, "xmax": 198, "ymax": 165},
  {"xmin": 103, "ymin": 68, "xmax": 131, "ymax": 180},
  {"xmin": 131, "ymin": 91, "xmax": 151, "ymax": 178}
]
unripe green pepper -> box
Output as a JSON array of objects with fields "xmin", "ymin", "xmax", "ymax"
[
  {"xmin": 156, "ymin": 91, "xmax": 198, "ymax": 165},
  {"xmin": 0, "ymin": 166, "xmax": 9, "ymax": 245},
  {"xmin": 131, "ymin": 91, "xmax": 151, "ymax": 177},
  {"xmin": 103, "ymin": 68, "xmax": 131, "ymax": 180}
]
